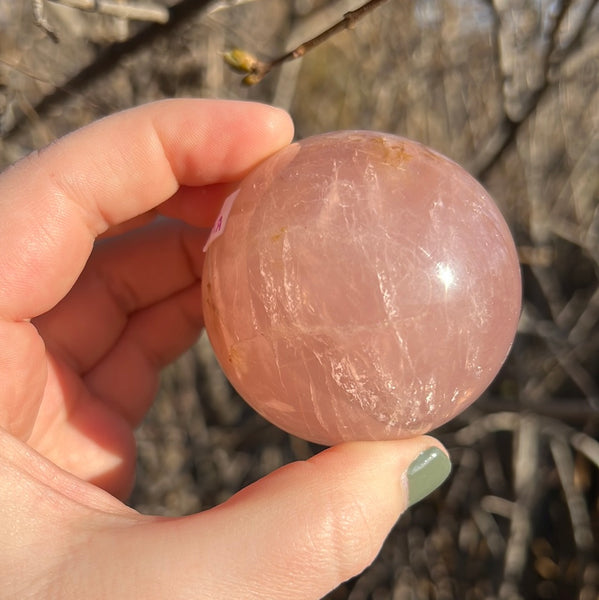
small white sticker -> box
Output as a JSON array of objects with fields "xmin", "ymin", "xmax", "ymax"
[{"xmin": 203, "ymin": 189, "xmax": 239, "ymax": 252}]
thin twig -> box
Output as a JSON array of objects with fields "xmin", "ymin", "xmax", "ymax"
[
  {"xmin": 472, "ymin": 504, "xmax": 507, "ymax": 557},
  {"xmin": 499, "ymin": 415, "xmax": 540, "ymax": 599},
  {"xmin": 477, "ymin": 396, "xmax": 599, "ymax": 423},
  {"xmin": 453, "ymin": 411, "xmax": 521, "ymax": 446},
  {"xmin": 521, "ymin": 303, "xmax": 599, "ymax": 408},
  {"xmin": 224, "ymin": 0, "xmax": 390, "ymax": 85},
  {"xmin": 33, "ymin": 0, "xmax": 60, "ymax": 42},
  {"xmin": 48, "ymin": 0, "xmax": 170, "ymax": 23},
  {"xmin": 550, "ymin": 436, "xmax": 594, "ymax": 552},
  {"xmin": 570, "ymin": 432, "xmax": 599, "ymax": 470}
]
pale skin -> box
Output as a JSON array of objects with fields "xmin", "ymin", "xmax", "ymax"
[{"xmin": 0, "ymin": 99, "xmax": 447, "ymax": 599}]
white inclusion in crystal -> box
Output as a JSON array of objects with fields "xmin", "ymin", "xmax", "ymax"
[
  {"xmin": 449, "ymin": 389, "xmax": 460, "ymax": 404},
  {"xmin": 424, "ymin": 376, "xmax": 437, "ymax": 414},
  {"xmin": 376, "ymin": 267, "xmax": 399, "ymax": 320},
  {"xmin": 435, "ymin": 262, "xmax": 456, "ymax": 292}
]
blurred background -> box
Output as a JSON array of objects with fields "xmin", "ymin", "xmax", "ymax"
[{"xmin": 1, "ymin": 1, "xmax": 598, "ymax": 598}]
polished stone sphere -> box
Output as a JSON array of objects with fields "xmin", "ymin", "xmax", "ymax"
[{"xmin": 202, "ymin": 131, "xmax": 521, "ymax": 445}]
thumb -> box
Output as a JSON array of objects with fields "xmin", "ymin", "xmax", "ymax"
[{"xmin": 83, "ymin": 437, "xmax": 450, "ymax": 599}]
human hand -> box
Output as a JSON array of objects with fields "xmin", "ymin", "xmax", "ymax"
[{"xmin": 0, "ymin": 99, "xmax": 450, "ymax": 599}]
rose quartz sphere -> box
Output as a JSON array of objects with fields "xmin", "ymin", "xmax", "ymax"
[{"xmin": 202, "ymin": 131, "xmax": 521, "ymax": 445}]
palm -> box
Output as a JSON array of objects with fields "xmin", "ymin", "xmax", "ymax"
[
  {"xmin": 24, "ymin": 350, "xmax": 138, "ymax": 500},
  {"xmin": 23, "ymin": 221, "xmax": 208, "ymax": 499}
]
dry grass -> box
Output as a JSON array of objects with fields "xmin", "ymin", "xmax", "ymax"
[{"xmin": 1, "ymin": 1, "xmax": 598, "ymax": 598}]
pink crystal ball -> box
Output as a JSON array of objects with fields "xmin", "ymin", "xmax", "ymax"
[{"xmin": 201, "ymin": 131, "xmax": 521, "ymax": 445}]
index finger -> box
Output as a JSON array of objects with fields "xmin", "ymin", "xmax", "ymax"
[{"xmin": 0, "ymin": 99, "xmax": 294, "ymax": 320}]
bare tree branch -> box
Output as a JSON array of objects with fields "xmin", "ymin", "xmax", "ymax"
[
  {"xmin": 224, "ymin": 0, "xmax": 390, "ymax": 85},
  {"xmin": 33, "ymin": 0, "xmax": 60, "ymax": 42},
  {"xmin": 48, "ymin": 0, "xmax": 170, "ymax": 23}
]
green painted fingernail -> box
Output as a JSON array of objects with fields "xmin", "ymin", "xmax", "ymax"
[{"xmin": 407, "ymin": 447, "xmax": 451, "ymax": 507}]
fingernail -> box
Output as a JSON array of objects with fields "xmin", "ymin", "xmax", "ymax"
[{"xmin": 406, "ymin": 447, "xmax": 451, "ymax": 507}]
